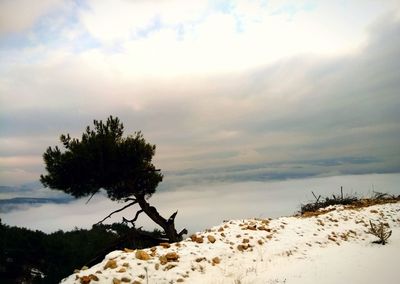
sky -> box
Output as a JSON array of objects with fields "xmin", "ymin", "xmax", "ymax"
[{"xmin": 1, "ymin": 0, "xmax": 400, "ymax": 190}]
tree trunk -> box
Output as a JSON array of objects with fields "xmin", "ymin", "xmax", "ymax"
[{"xmin": 136, "ymin": 195, "xmax": 185, "ymax": 242}]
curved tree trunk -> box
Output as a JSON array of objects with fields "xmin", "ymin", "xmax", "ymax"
[{"xmin": 136, "ymin": 195, "xmax": 187, "ymax": 242}]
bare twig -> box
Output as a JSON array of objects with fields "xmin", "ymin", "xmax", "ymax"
[
  {"xmin": 312, "ymin": 191, "xmax": 321, "ymax": 203},
  {"xmin": 122, "ymin": 209, "xmax": 144, "ymax": 226},
  {"xmin": 85, "ymin": 191, "xmax": 97, "ymax": 204},
  {"xmin": 367, "ymin": 220, "xmax": 392, "ymax": 245},
  {"xmin": 96, "ymin": 200, "xmax": 138, "ymax": 225}
]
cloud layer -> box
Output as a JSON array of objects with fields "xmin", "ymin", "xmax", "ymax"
[{"xmin": 1, "ymin": 0, "xmax": 400, "ymax": 186}]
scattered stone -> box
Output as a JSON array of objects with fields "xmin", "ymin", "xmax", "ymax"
[
  {"xmin": 207, "ymin": 235, "xmax": 216, "ymax": 243},
  {"xmin": 212, "ymin": 257, "xmax": 221, "ymax": 265},
  {"xmin": 258, "ymin": 239, "xmax": 264, "ymax": 245},
  {"xmin": 159, "ymin": 242, "xmax": 171, "ymax": 248},
  {"xmin": 165, "ymin": 252, "xmax": 179, "ymax": 262},
  {"xmin": 155, "ymin": 263, "xmax": 160, "ymax": 270},
  {"xmin": 177, "ymin": 278, "xmax": 184, "ymax": 282},
  {"xmin": 89, "ymin": 274, "xmax": 99, "ymax": 281},
  {"xmin": 246, "ymin": 224, "xmax": 257, "ymax": 230},
  {"xmin": 242, "ymin": 238, "xmax": 250, "ymax": 243},
  {"xmin": 117, "ymin": 268, "xmax": 126, "ymax": 273},
  {"xmin": 121, "ymin": 277, "xmax": 131, "ymax": 283},
  {"xmin": 122, "ymin": 262, "xmax": 130, "ymax": 268},
  {"xmin": 81, "ymin": 266, "xmax": 89, "ymax": 270},
  {"xmin": 132, "ymin": 281, "xmax": 141, "ymax": 284},
  {"xmin": 104, "ymin": 259, "xmax": 117, "ymax": 269},
  {"xmin": 135, "ymin": 250, "xmax": 151, "ymax": 261},
  {"xmin": 164, "ymin": 264, "xmax": 177, "ymax": 271},
  {"xmin": 112, "ymin": 278, "xmax": 121, "ymax": 284},
  {"xmin": 195, "ymin": 257, "xmax": 206, "ymax": 262},
  {"xmin": 80, "ymin": 276, "xmax": 91, "ymax": 284},
  {"xmin": 74, "ymin": 269, "xmax": 80, "ymax": 274},
  {"xmin": 190, "ymin": 234, "xmax": 204, "ymax": 243},
  {"xmin": 159, "ymin": 255, "xmax": 168, "ymax": 265},
  {"xmin": 138, "ymin": 274, "xmax": 145, "ymax": 279},
  {"xmin": 124, "ymin": 248, "xmax": 134, "ymax": 253},
  {"xmin": 237, "ymin": 244, "xmax": 249, "ymax": 252}
]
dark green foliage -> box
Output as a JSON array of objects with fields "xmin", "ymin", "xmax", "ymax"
[
  {"xmin": 0, "ymin": 220, "xmax": 161, "ymax": 283},
  {"xmin": 40, "ymin": 116, "xmax": 163, "ymax": 200},
  {"xmin": 40, "ymin": 116, "xmax": 185, "ymax": 243}
]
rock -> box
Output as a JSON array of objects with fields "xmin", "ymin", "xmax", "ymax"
[
  {"xmin": 207, "ymin": 235, "xmax": 216, "ymax": 243},
  {"xmin": 124, "ymin": 248, "xmax": 134, "ymax": 253},
  {"xmin": 165, "ymin": 252, "xmax": 179, "ymax": 261},
  {"xmin": 121, "ymin": 277, "xmax": 131, "ymax": 282},
  {"xmin": 112, "ymin": 278, "xmax": 121, "ymax": 284},
  {"xmin": 117, "ymin": 268, "xmax": 126, "ymax": 273},
  {"xmin": 195, "ymin": 257, "xmax": 206, "ymax": 262},
  {"xmin": 122, "ymin": 262, "xmax": 130, "ymax": 268},
  {"xmin": 89, "ymin": 274, "xmax": 99, "ymax": 281},
  {"xmin": 135, "ymin": 250, "xmax": 151, "ymax": 261},
  {"xmin": 246, "ymin": 225, "xmax": 257, "ymax": 230},
  {"xmin": 190, "ymin": 234, "xmax": 203, "ymax": 243},
  {"xmin": 159, "ymin": 242, "xmax": 171, "ymax": 248},
  {"xmin": 104, "ymin": 259, "xmax": 117, "ymax": 269},
  {"xmin": 177, "ymin": 278, "xmax": 184, "ymax": 282},
  {"xmin": 242, "ymin": 238, "xmax": 249, "ymax": 243},
  {"xmin": 159, "ymin": 255, "xmax": 168, "ymax": 265},
  {"xmin": 212, "ymin": 257, "xmax": 221, "ymax": 265},
  {"xmin": 164, "ymin": 264, "xmax": 177, "ymax": 271},
  {"xmin": 80, "ymin": 276, "xmax": 91, "ymax": 284},
  {"xmin": 132, "ymin": 281, "xmax": 141, "ymax": 284},
  {"xmin": 155, "ymin": 263, "xmax": 160, "ymax": 270},
  {"xmin": 237, "ymin": 244, "xmax": 249, "ymax": 252},
  {"xmin": 81, "ymin": 266, "xmax": 89, "ymax": 270},
  {"xmin": 258, "ymin": 239, "xmax": 264, "ymax": 245},
  {"xmin": 74, "ymin": 269, "xmax": 80, "ymax": 274}
]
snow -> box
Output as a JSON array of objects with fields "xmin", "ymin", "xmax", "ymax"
[{"xmin": 62, "ymin": 201, "xmax": 400, "ymax": 284}]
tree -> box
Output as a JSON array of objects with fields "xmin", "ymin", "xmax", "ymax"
[{"xmin": 40, "ymin": 116, "xmax": 186, "ymax": 242}]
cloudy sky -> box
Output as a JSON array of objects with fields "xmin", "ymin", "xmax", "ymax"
[{"xmin": 1, "ymin": 0, "xmax": 400, "ymax": 190}]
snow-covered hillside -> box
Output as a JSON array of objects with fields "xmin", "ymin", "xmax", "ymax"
[{"xmin": 62, "ymin": 201, "xmax": 400, "ymax": 284}]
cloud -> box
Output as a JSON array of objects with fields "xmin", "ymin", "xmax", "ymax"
[
  {"xmin": 1, "ymin": 1, "xmax": 400, "ymax": 186},
  {"xmin": 2, "ymin": 173, "xmax": 400, "ymax": 233},
  {"xmin": 0, "ymin": 0, "xmax": 65, "ymax": 34}
]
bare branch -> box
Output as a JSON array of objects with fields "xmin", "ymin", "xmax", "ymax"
[
  {"xmin": 122, "ymin": 209, "xmax": 144, "ymax": 226},
  {"xmin": 168, "ymin": 211, "xmax": 178, "ymax": 224},
  {"xmin": 312, "ymin": 191, "xmax": 321, "ymax": 203},
  {"xmin": 96, "ymin": 200, "xmax": 138, "ymax": 225},
  {"xmin": 178, "ymin": 228, "xmax": 188, "ymax": 237},
  {"xmin": 85, "ymin": 191, "xmax": 97, "ymax": 204}
]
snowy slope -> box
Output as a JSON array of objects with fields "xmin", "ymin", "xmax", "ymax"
[{"xmin": 62, "ymin": 201, "xmax": 400, "ymax": 284}]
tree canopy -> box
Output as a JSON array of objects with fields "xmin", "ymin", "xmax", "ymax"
[
  {"xmin": 40, "ymin": 116, "xmax": 163, "ymax": 201},
  {"xmin": 41, "ymin": 116, "xmax": 186, "ymax": 242}
]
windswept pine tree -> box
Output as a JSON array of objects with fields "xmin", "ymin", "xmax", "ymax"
[{"xmin": 41, "ymin": 116, "xmax": 186, "ymax": 242}]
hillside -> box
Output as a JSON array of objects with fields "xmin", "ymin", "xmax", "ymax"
[{"xmin": 62, "ymin": 201, "xmax": 400, "ymax": 284}]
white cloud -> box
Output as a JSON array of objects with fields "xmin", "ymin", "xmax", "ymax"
[
  {"xmin": 0, "ymin": 0, "xmax": 64, "ymax": 34},
  {"xmin": 2, "ymin": 173, "xmax": 400, "ymax": 233}
]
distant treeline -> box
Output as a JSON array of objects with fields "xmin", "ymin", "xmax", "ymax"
[{"xmin": 0, "ymin": 219, "xmax": 162, "ymax": 283}]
